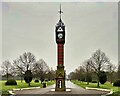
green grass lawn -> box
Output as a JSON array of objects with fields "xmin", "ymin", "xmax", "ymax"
[
  {"xmin": 71, "ymin": 80, "xmax": 119, "ymax": 92},
  {"xmin": 1, "ymin": 80, "xmax": 55, "ymax": 91}
]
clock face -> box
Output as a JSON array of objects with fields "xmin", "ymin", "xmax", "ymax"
[{"xmin": 58, "ymin": 33, "xmax": 63, "ymax": 39}]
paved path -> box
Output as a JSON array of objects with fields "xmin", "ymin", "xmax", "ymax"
[
  {"xmin": 66, "ymin": 81, "xmax": 83, "ymax": 88},
  {"xmin": 47, "ymin": 81, "xmax": 83, "ymax": 89},
  {"xmin": 15, "ymin": 81, "xmax": 109, "ymax": 96}
]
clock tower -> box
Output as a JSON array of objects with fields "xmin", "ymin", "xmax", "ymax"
[{"xmin": 55, "ymin": 5, "xmax": 66, "ymax": 91}]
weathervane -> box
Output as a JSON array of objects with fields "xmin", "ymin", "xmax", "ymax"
[{"xmin": 58, "ymin": 4, "xmax": 63, "ymax": 20}]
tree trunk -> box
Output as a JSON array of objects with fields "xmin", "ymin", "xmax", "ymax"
[
  {"xmin": 7, "ymin": 73, "xmax": 8, "ymax": 81},
  {"xmin": 110, "ymin": 75, "xmax": 112, "ymax": 84},
  {"xmin": 87, "ymin": 81, "xmax": 89, "ymax": 85},
  {"xmin": 21, "ymin": 76, "xmax": 22, "ymax": 83},
  {"xmin": 41, "ymin": 80, "xmax": 43, "ymax": 84},
  {"xmin": 97, "ymin": 74, "xmax": 100, "ymax": 87},
  {"xmin": 110, "ymin": 78, "xmax": 112, "ymax": 84},
  {"xmin": 41, "ymin": 80, "xmax": 42, "ymax": 84},
  {"xmin": 97, "ymin": 81, "xmax": 99, "ymax": 87},
  {"xmin": 110, "ymin": 81, "xmax": 112, "ymax": 84},
  {"xmin": 29, "ymin": 82, "xmax": 30, "ymax": 86}
]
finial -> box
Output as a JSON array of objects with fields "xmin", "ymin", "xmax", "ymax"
[{"xmin": 58, "ymin": 4, "xmax": 63, "ymax": 20}]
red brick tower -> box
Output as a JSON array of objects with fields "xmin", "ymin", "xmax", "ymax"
[{"xmin": 55, "ymin": 5, "xmax": 66, "ymax": 91}]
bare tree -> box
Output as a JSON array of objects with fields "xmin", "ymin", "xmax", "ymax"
[
  {"xmin": 71, "ymin": 66, "xmax": 85, "ymax": 81},
  {"xmin": 108, "ymin": 63, "xmax": 116, "ymax": 84},
  {"xmin": 77, "ymin": 66, "xmax": 85, "ymax": 82},
  {"xmin": 83, "ymin": 59, "xmax": 92, "ymax": 85},
  {"xmin": 13, "ymin": 52, "xmax": 36, "ymax": 82},
  {"xmin": 33, "ymin": 59, "xmax": 49, "ymax": 84},
  {"xmin": 1, "ymin": 60, "xmax": 12, "ymax": 80},
  {"xmin": 13, "ymin": 59, "xmax": 25, "ymax": 82},
  {"xmin": 10, "ymin": 65, "xmax": 18, "ymax": 79},
  {"xmin": 19, "ymin": 52, "xmax": 36, "ymax": 71},
  {"xmin": 118, "ymin": 61, "xmax": 120, "ymax": 79},
  {"xmin": 90, "ymin": 49, "xmax": 110, "ymax": 87},
  {"xmin": 70, "ymin": 72, "xmax": 77, "ymax": 80},
  {"xmin": 68, "ymin": 72, "xmax": 74, "ymax": 80},
  {"xmin": 47, "ymin": 67, "xmax": 55, "ymax": 81}
]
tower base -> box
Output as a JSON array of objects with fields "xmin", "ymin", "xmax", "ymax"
[
  {"xmin": 55, "ymin": 65, "xmax": 66, "ymax": 91},
  {"xmin": 50, "ymin": 88, "xmax": 71, "ymax": 92}
]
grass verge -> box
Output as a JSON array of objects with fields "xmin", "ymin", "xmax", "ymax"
[
  {"xmin": 1, "ymin": 80, "xmax": 55, "ymax": 96},
  {"xmin": 71, "ymin": 80, "xmax": 119, "ymax": 92},
  {"xmin": 1, "ymin": 80, "xmax": 55, "ymax": 91}
]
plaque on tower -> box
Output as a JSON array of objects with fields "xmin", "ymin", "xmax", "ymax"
[{"xmin": 55, "ymin": 4, "xmax": 66, "ymax": 91}]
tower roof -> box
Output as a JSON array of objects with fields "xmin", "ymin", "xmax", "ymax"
[
  {"xmin": 56, "ymin": 4, "xmax": 65, "ymax": 27},
  {"xmin": 56, "ymin": 19, "xmax": 65, "ymax": 27}
]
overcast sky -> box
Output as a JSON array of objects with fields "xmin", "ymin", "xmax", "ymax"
[{"xmin": 2, "ymin": 2, "xmax": 118, "ymax": 74}]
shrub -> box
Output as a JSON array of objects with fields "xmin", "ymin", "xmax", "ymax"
[
  {"xmin": 99, "ymin": 71, "xmax": 107, "ymax": 84},
  {"xmin": 81, "ymin": 78, "xmax": 85, "ymax": 82},
  {"xmin": 92, "ymin": 80, "xmax": 97, "ymax": 83},
  {"xmin": 24, "ymin": 70, "xmax": 32, "ymax": 86},
  {"xmin": 34, "ymin": 79, "xmax": 39, "ymax": 83},
  {"xmin": 5, "ymin": 79, "xmax": 17, "ymax": 85},
  {"xmin": 113, "ymin": 79, "xmax": 120, "ymax": 87}
]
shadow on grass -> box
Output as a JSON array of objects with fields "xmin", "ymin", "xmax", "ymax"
[{"xmin": 1, "ymin": 91, "xmax": 11, "ymax": 96}]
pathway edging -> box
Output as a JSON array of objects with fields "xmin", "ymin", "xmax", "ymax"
[
  {"xmin": 86, "ymin": 87, "xmax": 113, "ymax": 95},
  {"xmin": 13, "ymin": 87, "xmax": 40, "ymax": 91},
  {"xmin": 8, "ymin": 87, "xmax": 41, "ymax": 95}
]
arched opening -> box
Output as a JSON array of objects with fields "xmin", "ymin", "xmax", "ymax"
[{"xmin": 58, "ymin": 80, "xmax": 62, "ymax": 88}]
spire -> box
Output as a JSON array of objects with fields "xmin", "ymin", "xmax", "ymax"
[
  {"xmin": 58, "ymin": 4, "xmax": 63, "ymax": 20},
  {"xmin": 56, "ymin": 4, "xmax": 65, "ymax": 27}
]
